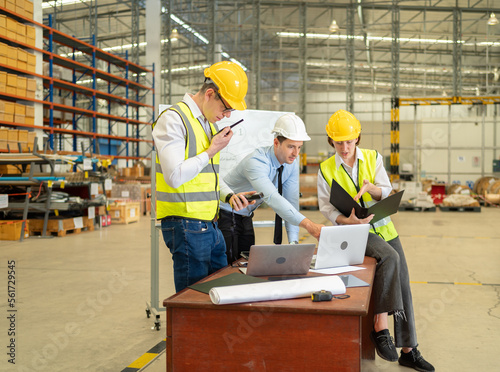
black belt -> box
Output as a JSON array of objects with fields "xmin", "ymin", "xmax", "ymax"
[{"xmin": 161, "ymin": 215, "xmax": 218, "ymax": 223}]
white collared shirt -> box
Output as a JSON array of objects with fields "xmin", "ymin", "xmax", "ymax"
[
  {"xmin": 153, "ymin": 93, "xmax": 218, "ymax": 189},
  {"xmin": 317, "ymin": 148, "xmax": 392, "ymax": 225}
]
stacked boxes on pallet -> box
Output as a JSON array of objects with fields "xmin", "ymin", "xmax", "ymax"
[
  {"xmin": 0, "ymin": 0, "xmax": 37, "ymax": 130},
  {"xmin": 0, "ymin": 127, "xmax": 36, "ymax": 152}
]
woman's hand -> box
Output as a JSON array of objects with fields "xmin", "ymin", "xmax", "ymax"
[
  {"xmin": 336, "ymin": 208, "xmax": 373, "ymax": 225},
  {"xmin": 354, "ymin": 179, "xmax": 382, "ymax": 202}
]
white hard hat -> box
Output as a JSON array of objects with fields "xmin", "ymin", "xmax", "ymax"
[{"xmin": 271, "ymin": 113, "xmax": 311, "ymax": 141}]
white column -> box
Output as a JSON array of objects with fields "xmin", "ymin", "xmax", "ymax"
[{"xmin": 146, "ymin": 0, "xmax": 162, "ymax": 121}]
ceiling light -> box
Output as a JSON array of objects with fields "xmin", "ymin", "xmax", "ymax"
[
  {"xmin": 488, "ymin": 13, "xmax": 499, "ymax": 26},
  {"xmin": 329, "ymin": 20, "xmax": 340, "ymax": 33},
  {"xmin": 170, "ymin": 29, "xmax": 179, "ymax": 40}
]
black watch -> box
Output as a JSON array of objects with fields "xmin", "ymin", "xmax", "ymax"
[{"xmin": 225, "ymin": 193, "xmax": 234, "ymax": 203}]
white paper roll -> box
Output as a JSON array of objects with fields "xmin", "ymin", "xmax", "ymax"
[{"xmin": 209, "ymin": 275, "xmax": 346, "ymax": 305}]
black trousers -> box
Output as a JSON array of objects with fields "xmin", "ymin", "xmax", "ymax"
[{"xmin": 218, "ymin": 209, "xmax": 255, "ymax": 264}]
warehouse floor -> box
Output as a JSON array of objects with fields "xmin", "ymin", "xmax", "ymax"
[{"xmin": 1, "ymin": 206, "xmax": 499, "ymax": 372}]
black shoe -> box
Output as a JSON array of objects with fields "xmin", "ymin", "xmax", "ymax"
[
  {"xmin": 398, "ymin": 348, "xmax": 435, "ymax": 372},
  {"xmin": 370, "ymin": 329, "xmax": 398, "ymax": 362}
]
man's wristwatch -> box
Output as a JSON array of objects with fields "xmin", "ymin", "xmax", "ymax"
[{"xmin": 225, "ymin": 193, "xmax": 234, "ymax": 203}]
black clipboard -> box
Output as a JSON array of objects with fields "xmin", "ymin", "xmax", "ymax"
[{"xmin": 329, "ymin": 178, "xmax": 404, "ymax": 224}]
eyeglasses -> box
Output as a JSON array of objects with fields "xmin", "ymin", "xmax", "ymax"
[{"xmin": 216, "ymin": 91, "xmax": 234, "ymax": 113}]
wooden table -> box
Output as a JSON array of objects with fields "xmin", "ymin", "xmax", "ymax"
[{"xmin": 163, "ymin": 256, "xmax": 376, "ymax": 372}]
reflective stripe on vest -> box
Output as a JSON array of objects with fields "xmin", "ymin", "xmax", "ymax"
[
  {"xmin": 153, "ymin": 102, "xmax": 220, "ymax": 221},
  {"xmin": 319, "ymin": 148, "xmax": 398, "ymax": 241}
]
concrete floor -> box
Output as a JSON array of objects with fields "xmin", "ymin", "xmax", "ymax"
[{"xmin": 1, "ymin": 206, "xmax": 499, "ymax": 371}]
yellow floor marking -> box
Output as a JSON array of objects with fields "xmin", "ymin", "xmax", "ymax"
[{"xmin": 127, "ymin": 353, "xmax": 157, "ymax": 368}]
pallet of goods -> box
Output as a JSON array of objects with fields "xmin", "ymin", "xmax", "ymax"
[
  {"xmin": 108, "ymin": 201, "xmax": 140, "ymax": 224},
  {"xmin": 0, "ymin": 220, "xmax": 29, "ymax": 240},
  {"xmin": 29, "ymin": 216, "xmax": 94, "ymax": 237}
]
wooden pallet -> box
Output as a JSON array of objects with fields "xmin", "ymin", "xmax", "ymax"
[
  {"xmin": 438, "ymin": 205, "xmax": 481, "ymax": 212},
  {"xmin": 30, "ymin": 223, "xmax": 94, "ymax": 237},
  {"xmin": 29, "ymin": 217, "xmax": 94, "ymax": 237},
  {"xmin": 398, "ymin": 205, "xmax": 436, "ymax": 212}
]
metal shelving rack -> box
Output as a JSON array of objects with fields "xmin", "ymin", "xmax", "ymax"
[{"xmin": 0, "ymin": 7, "xmax": 155, "ymax": 161}]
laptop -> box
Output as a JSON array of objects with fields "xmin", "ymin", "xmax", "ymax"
[
  {"xmin": 244, "ymin": 243, "xmax": 316, "ymax": 276},
  {"xmin": 311, "ymin": 224, "xmax": 370, "ymax": 269}
]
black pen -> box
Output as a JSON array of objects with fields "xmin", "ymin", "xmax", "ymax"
[{"xmin": 216, "ymin": 119, "xmax": 244, "ymax": 136}]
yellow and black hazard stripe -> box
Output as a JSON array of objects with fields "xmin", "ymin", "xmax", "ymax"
[
  {"xmin": 390, "ymin": 97, "xmax": 400, "ymax": 182},
  {"xmin": 121, "ymin": 338, "xmax": 166, "ymax": 372}
]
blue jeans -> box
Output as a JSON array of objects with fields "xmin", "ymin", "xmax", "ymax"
[{"xmin": 161, "ymin": 217, "xmax": 227, "ymax": 292}]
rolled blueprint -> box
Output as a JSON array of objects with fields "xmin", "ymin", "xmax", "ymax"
[{"xmin": 209, "ymin": 275, "xmax": 346, "ymax": 305}]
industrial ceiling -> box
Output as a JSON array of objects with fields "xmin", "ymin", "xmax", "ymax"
[{"xmin": 42, "ymin": 0, "xmax": 500, "ymax": 112}]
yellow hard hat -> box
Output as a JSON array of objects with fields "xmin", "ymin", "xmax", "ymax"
[
  {"xmin": 204, "ymin": 61, "xmax": 248, "ymax": 111},
  {"xmin": 325, "ymin": 109, "xmax": 361, "ymax": 141}
]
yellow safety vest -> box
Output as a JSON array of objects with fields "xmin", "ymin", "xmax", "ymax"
[
  {"xmin": 153, "ymin": 102, "xmax": 220, "ymax": 221},
  {"xmin": 320, "ymin": 148, "xmax": 398, "ymax": 241}
]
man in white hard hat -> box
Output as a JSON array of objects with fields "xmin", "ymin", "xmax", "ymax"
[{"xmin": 218, "ymin": 113, "xmax": 325, "ymax": 264}]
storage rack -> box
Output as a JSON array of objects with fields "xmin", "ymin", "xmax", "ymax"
[
  {"xmin": 0, "ymin": 6, "xmax": 155, "ymax": 161},
  {"xmin": 0, "ymin": 144, "xmax": 60, "ymax": 241},
  {"xmin": 0, "ymin": 142, "xmax": 109, "ymax": 240}
]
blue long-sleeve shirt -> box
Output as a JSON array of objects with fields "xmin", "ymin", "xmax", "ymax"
[{"xmin": 219, "ymin": 146, "xmax": 306, "ymax": 242}]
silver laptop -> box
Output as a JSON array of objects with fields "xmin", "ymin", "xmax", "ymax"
[
  {"xmin": 311, "ymin": 224, "xmax": 370, "ymax": 269},
  {"xmin": 245, "ymin": 243, "xmax": 316, "ymax": 276}
]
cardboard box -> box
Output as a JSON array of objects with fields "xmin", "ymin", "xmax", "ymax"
[
  {"xmin": 16, "ymin": 5, "xmax": 25, "ymax": 19},
  {"xmin": 0, "ymin": 128, "xmax": 8, "ymax": 150},
  {"xmin": 14, "ymin": 114, "xmax": 25, "ymax": 124},
  {"xmin": 4, "ymin": 100, "xmax": 14, "ymax": 114},
  {"xmin": 17, "ymin": 48, "xmax": 27, "ymax": 62},
  {"xmin": 7, "ymin": 129, "xmax": 17, "ymax": 147},
  {"xmin": 0, "ymin": 81, "xmax": 5, "ymax": 93},
  {"xmin": 0, "ymin": 221, "xmax": 30, "ymax": 241},
  {"xmin": 6, "ymin": 17, "xmax": 16, "ymax": 33},
  {"xmin": 7, "ymin": 29, "xmax": 16, "ymax": 41},
  {"xmin": 6, "ymin": 73, "xmax": 17, "ymax": 87},
  {"xmin": 17, "ymin": 76, "xmax": 27, "ymax": 90},
  {"xmin": 17, "ymin": 129, "xmax": 28, "ymax": 143},
  {"xmin": 109, "ymin": 202, "xmax": 140, "ymax": 224},
  {"xmin": 0, "ymin": 42, "xmax": 7, "ymax": 56},
  {"xmin": 27, "ymin": 52, "xmax": 36, "ymax": 67},
  {"xmin": 25, "ymin": 105, "xmax": 34, "ymax": 117},
  {"xmin": 0, "ymin": 15, "xmax": 6, "ymax": 29},
  {"xmin": 26, "ymin": 25, "xmax": 35, "ymax": 46},
  {"xmin": 6, "ymin": 85, "xmax": 16, "ymax": 95},
  {"xmin": 5, "ymin": 0, "xmax": 15, "ymax": 12},
  {"xmin": 7, "ymin": 56, "xmax": 16, "ymax": 68},
  {"xmin": 18, "ymin": 61, "xmax": 27, "ymax": 71},
  {"xmin": 16, "ymin": 22, "xmax": 25, "ymax": 34},
  {"xmin": 26, "ymin": 131, "xmax": 36, "ymax": 151},
  {"xmin": 27, "ymin": 78, "xmax": 36, "ymax": 91},
  {"xmin": 15, "ymin": 103, "xmax": 26, "ymax": 116},
  {"xmin": 25, "ymin": 0, "xmax": 34, "ymax": 14},
  {"xmin": 16, "ymin": 87, "xmax": 26, "ymax": 97},
  {"xmin": 0, "ymin": 71, "xmax": 6, "ymax": 84}
]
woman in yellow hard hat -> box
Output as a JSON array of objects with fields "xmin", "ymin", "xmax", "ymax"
[
  {"xmin": 317, "ymin": 110, "xmax": 434, "ymax": 372},
  {"xmin": 152, "ymin": 61, "xmax": 252, "ymax": 293}
]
